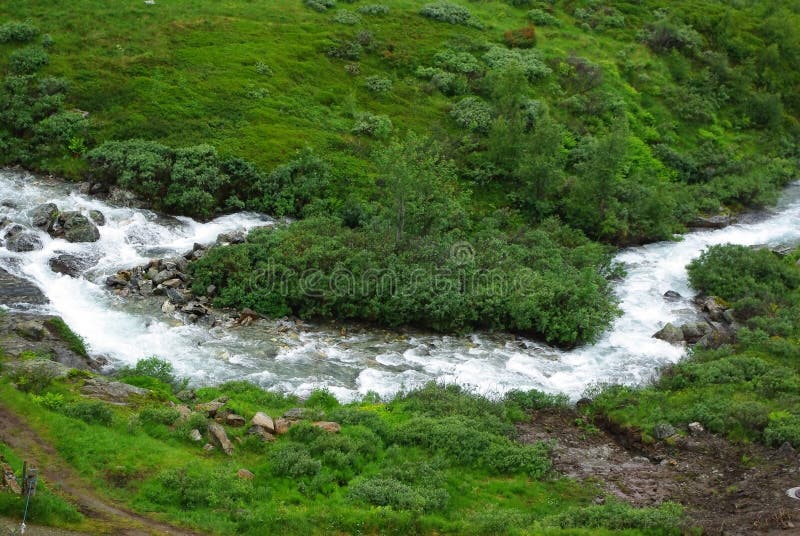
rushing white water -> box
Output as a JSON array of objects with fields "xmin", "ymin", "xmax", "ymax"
[{"xmin": 1, "ymin": 170, "xmax": 799, "ymax": 401}]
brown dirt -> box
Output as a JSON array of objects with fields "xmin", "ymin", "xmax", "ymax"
[
  {"xmin": 0, "ymin": 405, "xmax": 203, "ymax": 536},
  {"xmin": 518, "ymin": 408, "xmax": 800, "ymax": 535}
]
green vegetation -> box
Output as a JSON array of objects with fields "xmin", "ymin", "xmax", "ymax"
[
  {"xmin": 43, "ymin": 317, "xmax": 88, "ymax": 358},
  {"xmin": 0, "ymin": 363, "xmax": 687, "ymax": 535},
  {"xmin": 591, "ymin": 245, "xmax": 800, "ymax": 447},
  {"xmin": 2, "ymin": 0, "xmax": 799, "ymax": 340}
]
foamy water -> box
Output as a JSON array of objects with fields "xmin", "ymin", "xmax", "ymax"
[{"xmin": 2, "ymin": 170, "xmax": 799, "ymax": 401}]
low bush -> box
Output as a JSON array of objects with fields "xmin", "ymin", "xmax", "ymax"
[
  {"xmin": 528, "ymin": 9, "xmax": 560, "ymax": 26},
  {"xmin": 0, "ymin": 21, "xmax": 38, "ymax": 43},
  {"xmin": 764, "ymin": 412, "xmax": 800, "ymax": 448},
  {"xmin": 504, "ymin": 25, "xmax": 537, "ymax": 49},
  {"xmin": 61, "ymin": 400, "xmax": 114, "ymax": 426},
  {"xmin": 420, "ymin": 2, "xmax": 481, "ymax": 28},
  {"xmin": 139, "ymin": 405, "xmax": 181, "ymax": 426},
  {"xmin": 542, "ymin": 501, "xmax": 685, "ymax": 531},
  {"xmin": 483, "ymin": 45, "xmax": 552, "ymax": 81},
  {"xmin": 357, "ymin": 5, "xmax": 389, "ymax": 16},
  {"xmin": 269, "ymin": 442, "xmax": 321, "ymax": 478},
  {"xmin": 8, "ymin": 46, "xmax": 49, "ymax": 74},
  {"xmin": 332, "ymin": 10, "xmax": 361, "ymax": 25},
  {"xmin": 304, "ymin": 0, "xmax": 336, "ymax": 13},
  {"xmin": 450, "ymin": 96, "xmax": 492, "ymax": 132},
  {"xmin": 351, "ymin": 111, "xmax": 392, "ymax": 138},
  {"xmin": 364, "ymin": 75, "xmax": 392, "ymax": 93}
]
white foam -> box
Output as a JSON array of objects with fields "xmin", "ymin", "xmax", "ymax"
[{"xmin": 2, "ymin": 170, "xmax": 800, "ymax": 401}]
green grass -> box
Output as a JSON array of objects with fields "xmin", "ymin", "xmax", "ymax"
[{"xmin": 0, "ymin": 375, "xmax": 688, "ymax": 535}]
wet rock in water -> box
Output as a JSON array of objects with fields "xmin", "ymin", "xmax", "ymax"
[
  {"xmin": 653, "ymin": 422, "xmax": 676, "ymax": 440},
  {"xmin": 161, "ymin": 300, "xmax": 176, "ymax": 314},
  {"xmin": 1, "ymin": 199, "xmax": 18, "ymax": 209},
  {"xmin": 81, "ymin": 377, "xmax": 149, "ymax": 405},
  {"xmin": 182, "ymin": 301, "xmax": 207, "ymax": 316},
  {"xmin": 152, "ymin": 269, "xmax": 177, "ymax": 285},
  {"xmin": 166, "ymin": 288, "xmax": 187, "ymax": 305},
  {"xmin": 88, "ymin": 210, "xmax": 106, "ymax": 226},
  {"xmin": 139, "ymin": 279, "xmax": 154, "ymax": 296},
  {"xmin": 105, "ymin": 274, "xmax": 129, "ymax": 288},
  {"xmin": 653, "ymin": 323, "xmax": 684, "ymax": 344},
  {"xmin": 690, "ymin": 214, "xmax": 732, "ymax": 229},
  {"xmin": 208, "ymin": 423, "xmax": 234, "ymax": 455},
  {"xmin": 247, "ymin": 425, "xmax": 275, "ymax": 442},
  {"xmin": 663, "ymin": 290, "xmax": 682, "ymax": 301},
  {"xmin": 28, "ymin": 203, "xmax": 59, "ymax": 230},
  {"xmin": 237, "ymin": 308, "xmax": 260, "ymax": 326},
  {"xmin": 217, "ymin": 230, "xmax": 246, "ymax": 245},
  {"xmin": 49, "ymin": 253, "xmax": 96, "ymax": 277},
  {"xmin": 0, "ymin": 268, "xmax": 47, "ymax": 306},
  {"xmin": 4, "ymin": 225, "xmax": 43, "ymax": 252},
  {"xmin": 252, "ymin": 412, "xmax": 275, "ymax": 434},
  {"xmin": 57, "ymin": 212, "xmax": 100, "ymax": 243},
  {"xmin": 680, "ymin": 322, "xmax": 710, "ymax": 344}
]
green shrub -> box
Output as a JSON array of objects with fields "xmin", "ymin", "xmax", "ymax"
[
  {"xmin": 11, "ymin": 363, "xmax": 58, "ymax": 394},
  {"xmin": 332, "ymin": 10, "xmax": 361, "ymax": 25},
  {"xmin": 503, "ymin": 389, "xmax": 570, "ymax": 412},
  {"xmin": 269, "ymin": 442, "xmax": 321, "ymax": 478},
  {"xmin": 127, "ymin": 357, "xmax": 178, "ymax": 385},
  {"xmin": 764, "ymin": 412, "xmax": 800, "ymax": 448},
  {"xmin": 8, "ymin": 46, "xmax": 50, "ymax": 74},
  {"xmin": 357, "ymin": 5, "xmax": 389, "ymax": 16},
  {"xmin": 249, "ymin": 147, "xmax": 330, "ymax": 217},
  {"xmin": 364, "ymin": 75, "xmax": 392, "ymax": 93},
  {"xmin": 483, "ymin": 45, "xmax": 552, "ymax": 81},
  {"xmin": 352, "ymin": 111, "xmax": 392, "ymax": 138},
  {"xmin": 0, "ymin": 21, "xmax": 38, "ymax": 43},
  {"xmin": 528, "ymin": 9, "xmax": 560, "ymax": 26},
  {"xmin": 415, "ymin": 66, "xmax": 469, "ymax": 95},
  {"xmin": 304, "ymin": 0, "xmax": 335, "ymax": 12},
  {"xmin": 32, "ymin": 392, "xmax": 65, "ymax": 410},
  {"xmin": 542, "ymin": 501, "xmax": 685, "ymax": 531},
  {"xmin": 450, "ymin": 96, "xmax": 492, "ymax": 132},
  {"xmin": 643, "ymin": 19, "xmax": 702, "ymax": 54},
  {"xmin": 433, "ymin": 49, "xmax": 481, "ymax": 75},
  {"xmin": 139, "ymin": 405, "xmax": 181, "ymax": 426},
  {"xmin": 348, "ymin": 477, "xmax": 443, "ymax": 512},
  {"xmin": 306, "ymin": 389, "xmax": 340, "ymax": 410},
  {"xmin": 420, "ymin": 2, "xmax": 481, "ymax": 28},
  {"xmin": 61, "ymin": 400, "xmax": 114, "ymax": 426}
]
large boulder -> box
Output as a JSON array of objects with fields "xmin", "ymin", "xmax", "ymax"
[
  {"xmin": 701, "ymin": 296, "xmax": 726, "ymax": 322},
  {"xmin": 680, "ymin": 322, "xmax": 711, "ymax": 344},
  {"xmin": 195, "ymin": 397, "xmax": 228, "ymax": 417},
  {"xmin": 4, "ymin": 225, "xmax": 43, "ymax": 252},
  {"xmin": 252, "ymin": 412, "xmax": 275, "ymax": 434},
  {"xmin": 652, "ymin": 323, "xmax": 684, "ymax": 344},
  {"xmin": 49, "ymin": 253, "xmax": 97, "ymax": 277},
  {"xmin": 208, "ymin": 423, "xmax": 235, "ymax": 455},
  {"xmin": 0, "ymin": 268, "xmax": 47, "ymax": 306},
  {"xmin": 28, "ymin": 203, "xmax": 59, "ymax": 231},
  {"xmin": 690, "ymin": 214, "xmax": 731, "ymax": 229},
  {"xmin": 58, "ymin": 212, "xmax": 100, "ymax": 243},
  {"xmin": 88, "ymin": 210, "xmax": 106, "ymax": 226},
  {"xmin": 81, "ymin": 377, "xmax": 149, "ymax": 405}
]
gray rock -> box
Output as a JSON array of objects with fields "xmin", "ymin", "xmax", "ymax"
[
  {"xmin": 237, "ymin": 469, "xmax": 255, "ymax": 480},
  {"xmin": 1, "ymin": 199, "xmax": 18, "ymax": 209},
  {"xmin": 55, "ymin": 212, "xmax": 100, "ymax": 243},
  {"xmin": 663, "ymin": 290, "xmax": 682, "ymax": 301},
  {"xmin": 161, "ymin": 300, "xmax": 176, "ymax": 314},
  {"xmin": 217, "ymin": 230, "xmax": 246, "ymax": 245},
  {"xmin": 251, "ymin": 412, "xmax": 275, "ymax": 433},
  {"xmin": 283, "ymin": 408, "xmax": 307, "ymax": 420},
  {"xmin": 195, "ymin": 397, "xmax": 228, "ymax": 417},
  {"xmin": 690, "ymin": 214, "xmax": 731, "ymax": 229},
  {"xmin": 208, "ymin": 423, "xmax": 234, "ymax": 455},
  {"xmin": 161, "ymin": 278, "xmax": 182, "ymax": 289},
  {"xmin": 106, "ymin": 275, "xmax": 128, "ymax": 288},
  {"xmin": 688, "ymin": 422, "xmax": 704, "ymax": 436},
  {"xmin": 88, "ymin": 210, "xmax": 106, "ymax": 226},
  {"xmin": 0, "ymin": 268, "xmax": 47, "ymax": 306},
  {"xmin": 139, "ymin": 279, "xmax": 154, "ymax": 296},
  {"xmin": 722, "ymin": 309, "xmax": 737, "ymax": 324},
  {"xmin": 152, "ymin": 269, "xmax": 177, "ymax": 285},
  {"xmin": 702, "ymin": 296, "xmax": 726, "ymax": 322},
  {"xmin": 247, "ymin": 424, "xmax": 276, "ymax": 442},
  {"xmin": 80, "ymin": 377, "xmax": 149, "ymax": 405},
  {"xmin": 653, "ymin": 323, "xmax": 684, "ymax": 344},
  {"xmin": 181, "ymin": 301, "xmax": 207, "ymax": 316},
  {"xmin": 4, "ymin": 225, "xmax": 43, "ymax": 252},
  {"xmin": 176, "ymin": 389, "xmax": 197, "ymax": 402},
  {"xmin": 107, "ymin": 187, "xmax": 140, "ymax": 208},
  {"xmin": 14, "ymin": 320, "xmax": 46, "ymax": 341},
  {"xmin": 49, "ymin": 253, "xmax": 96, "ymax": 277},
  {"xmin": 28, "ymin": 203, "xmax": 59, "ymax": 230},
  {"xmin": 166, "ymin": 288, "xmax": 187, "ymax": 305},
  {"xmin": 653, "ymin": 422, "xmax": 676, "ymax": 440},
  {"xmin": 226, "ymin": 413, "xmax": 246, "ymax": 427},
  {"xmin": 681, "ymin": 322, "xmax": 710, "ymax": 344},
  {"xmin": 189, "ymin": 429, "xmax": 203, "ymax": 442}
]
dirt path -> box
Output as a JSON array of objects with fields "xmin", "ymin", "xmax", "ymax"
[
  {"xmin": 518, "ymin": 409, "xmax": 800, "ymax": 535},
  {"xmin": 0, "ymin": 405, "xmax": 203, "ymax": 536}
]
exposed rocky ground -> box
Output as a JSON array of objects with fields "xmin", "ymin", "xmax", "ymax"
[{"xmin": 519, "ymin": 408, "xmax": 800, "ymax": 535}]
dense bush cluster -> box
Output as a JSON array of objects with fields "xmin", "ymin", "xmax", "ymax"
[
  {"xmin": 0, "ymin": 21, "xmax": 38, "ymax": 43},
  {"xmin": 351, "ymin": 111, "xmax": 392, "ymax": 138},
  {"xmin": 356, "ymin": 4, "xmax": 389, "ymax": 16},
  {"xmin": 419, "ymin": 2, "xmax": 482, "ymax": 28}
]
